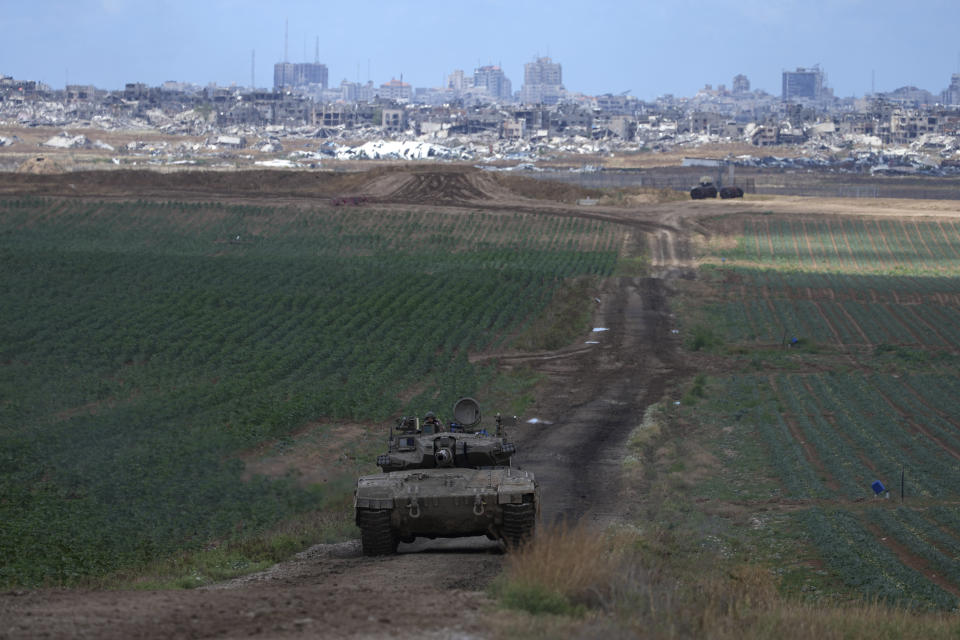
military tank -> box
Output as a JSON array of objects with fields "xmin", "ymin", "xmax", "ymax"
[
  {"xmin": 690, "ymin": 176, "xmax": 718, "ymax": 199},
  {"xmin": 354, "ymin": 397, "xmax": 539, "ymax": 555}
]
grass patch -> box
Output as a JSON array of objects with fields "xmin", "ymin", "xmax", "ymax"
[
  {"xmin": 597, "ymin": 187, "xmax": 688, "ymax": 206},
  {"xmin": 495, "ymin": 516, "xmax": 960, "ymax": 639},
  {"xmin": 614, "ymin": 254, "xmax": 650, "ymax": 276},
  {"xmin": 686, "ymin": 324, "xmax": 724, "ymax": 351},
  {"xmin": 478, "ymin": 366, "xmax": 543, "ymax": 419},
  {"xmin": 496, "ymin": 582, "xmax": 582, "ymax": 616},
  {"xmin": 513, "ymin": 276, "xmax": 600, "ymax": 351},
  {"xmin": 491, "ymin": 521, "xmax": 627, "ymax": 616},
  {"xmin": 681, "ymin": 373, "xmax": 709, "ymax": 405},
  {"xmin": 105, "ymin": 477, "xmax": 357, "ymax": 590}
]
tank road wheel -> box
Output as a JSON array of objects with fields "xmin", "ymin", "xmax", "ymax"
[
  {"xmin": 501, "ymin": 503, "xmax": 536, "ymax": 549},
  {"xmin": 357, "ymin": 509, "xmax": 398, "ymax": 556}
]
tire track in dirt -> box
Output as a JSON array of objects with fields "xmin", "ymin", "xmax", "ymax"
[{"xmin": 512, "ymin": 274, "xmax": 683, "ymax": 525}]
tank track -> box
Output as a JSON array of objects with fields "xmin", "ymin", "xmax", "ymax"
[
  {"xmin": 357, "ymin": 508, "xmax": 398, "ymax": 556},
  {"xmin": 501, "ymin": 503, "xmax": 536, "ymax": 549}
]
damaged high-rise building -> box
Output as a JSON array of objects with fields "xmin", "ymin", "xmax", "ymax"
[
  {"xmin": 943, "ymin": 74, "xmax": 960, "ymax": 106},
  {"xmin": 473, "ymin": 65, "xmax": 512, "ymax": 102},
  {"xmin": 520, "ymin": 56, "xmax": 564, "ymax": 105},
  {"xmin": 274, "ymin": 62, "xmax": 329, "ymax": 90},
  {"xmin": 732, "ymin": 74, "xmax": 750, "ymax": 94},
  {"xmin": 782, "ymin": 66, "xmax": 825, "ymax": 101}
]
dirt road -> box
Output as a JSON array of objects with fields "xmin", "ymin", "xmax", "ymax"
[{"xmin": 0, "ymin": 168, "xmax": 689, "ymax": 639}]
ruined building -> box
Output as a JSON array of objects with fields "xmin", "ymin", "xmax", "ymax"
[
  {"xmin": 274, "ymin": 62, "xmax": 329, "ymax": 90},
  {"xmin": 472, "ymin": 65, "xmax": 513, "ymax": 102},
  {"xmin": 520, "ymin": 57, "xmax": 564, "ymax": 105},
  {"xmin": 944, "ymin": 74, "xmax": 960, "ymax": 106},
  {"xmin": 782, "ymin": 66, "xmax": 825, "ymax": 101},
  {"xmin": 733, "ymin": 74, "xmax": 750, "ymax": 94}
]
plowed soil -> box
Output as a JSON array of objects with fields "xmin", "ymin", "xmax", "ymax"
[{"xmin": 3, "ymin": 166, "xmax": 955, "ymax": 639}]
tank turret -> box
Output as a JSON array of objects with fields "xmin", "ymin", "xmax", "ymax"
[{"xmin": 376, "ymin": 398, "xmax": 517, "ymax": 472}]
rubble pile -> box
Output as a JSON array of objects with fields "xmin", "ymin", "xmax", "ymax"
[{"xmin": 2, "ymin": 92, "xmax": 960, "ymax": 176}]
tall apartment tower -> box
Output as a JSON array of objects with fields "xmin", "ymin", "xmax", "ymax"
[
  {"xmin": 732, "ymin": 74, "xmax": 750, "ymax": 94},
  {"xmin": 520, "ymin": 56, "xmax": 563, "ymax": 105},
  {"xmin": 274, "ymin": 62, "xmax": 329, "ymax": 90},
  {"xmin": 782, "ymin": 66, "xmax": 824, "ymax": 101},
  {"xmin": 473, "ymin": 65, "xmax": 512, "ymax": 101},
  {"xmin": 944, "ymin": 74, "xmax": 960, "ymax": 106},
  {"xmin": 447, "ymin": 69, "xmax": 467, "ymax": 91}
]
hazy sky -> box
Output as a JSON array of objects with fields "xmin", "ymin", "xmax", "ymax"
[{"xmin": 3, "ymin": 0, "xmax": 959, "ymax": 99}]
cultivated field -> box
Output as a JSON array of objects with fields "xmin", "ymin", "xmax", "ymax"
[
  {"xmin": 687, "ymin": 210, "xmax": 960, "ymax": 609},
  {"xmin": 0, "ymin": 194, "xmax": 624, "ymax": 587}
]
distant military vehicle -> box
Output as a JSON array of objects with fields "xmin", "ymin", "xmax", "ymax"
[
  {"xmin": 354, "ymin": 398, "xmax": 539, "ymax": 555},
  {"xmin": 690, "ymin": 176, "xmax": 718, "ymax": 199},
  {"xmin": 719, "ymin": 186, "xmax": 744, "ymax": 199}
]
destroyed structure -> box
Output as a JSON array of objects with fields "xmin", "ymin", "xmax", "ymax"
[{"xmin": 2, "ymin": 66, "xmax": 960, "ymax": 175}]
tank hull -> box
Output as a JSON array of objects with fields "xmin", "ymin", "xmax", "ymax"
[{"xmin": 355, "ymin": 467, "xmax": 538, "ymax": 548}]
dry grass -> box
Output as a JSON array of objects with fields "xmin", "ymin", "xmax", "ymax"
[
  {"xmin": 506, "ymin": 522, "xmax": 627, "ymax": 597},
  {"xmin": 494, "ymin": 520, "xmax": 629, "ymax": 616},
  {"xmin": 490, "ymin": 172, "xmax": 601, "ymax": 203},
  {"xmin": 493, "ymin": 521, "xmax": 960, "ymax": 638},
  {"xmin": 596, "ymin": 186, "xmax": 688, "ymax": 206}
]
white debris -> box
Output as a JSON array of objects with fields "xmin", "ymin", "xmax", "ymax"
[
  {"xmin": 42, "ymin": 133, "xmax": 89, "ymax": 149},
  {"xmin": 526, "ymin": 418, "xmax": 553, "ymax": 425},
  {"xmin": 591, "ymin": 327, "xmax": 609, "ymax": 332},
  {"xmin": 254, "ymin": 158, "xmax": 298, "ymax": 168},
  {"xmin": 585, "ymin": 340, "xmax": 600, "ymax": 344},
  {"xmin": 257, "ymin": 141, "xmax": 283, "ymax": 153},
  {"xmin": 333, "ymin": 139, "xmax": 464, "ymax": 161}
]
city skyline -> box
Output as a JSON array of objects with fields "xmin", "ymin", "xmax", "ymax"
[{"xmin": 4, "ymin": 0, "xmax": 960, "ymax": 99}]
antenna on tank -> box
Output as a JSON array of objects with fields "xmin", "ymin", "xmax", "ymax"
[
  {"xmin": 284, "ymin": 18, "xmax": 289, "ymax": 63},
  {"xmin": 315, "ymin": 36, "xmax": 319, "ymax": 64},
  {"xmin": 251, "ymin": 49, "xmax": 255, "ymax": 90}
]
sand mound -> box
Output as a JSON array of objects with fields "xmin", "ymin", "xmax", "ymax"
[{"xmin": 17, "ymin": 155, "xmax": 68, "ymax": 174}]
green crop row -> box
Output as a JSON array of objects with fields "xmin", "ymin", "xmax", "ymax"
[
  {"xmin": 693, "ymin": 211, "xmax": 960, "ymax": 608},
  {"xmin": 702, "ymin": 266, "xmax": 960, "ymax": 349},
  {"xmin": 799, "ymin": 507, "xmax": 957, "ymax": 610},
  {"xmin": 720, "ymin": 216, "xmax": 960, "ymax": 274},
  {"xmin": 0, "ymin": 198, "xmax": 622, "ymax": 586},
  {"xmin": 867, "ymin": 507, "xmax": 960, "ymax": 593}
]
